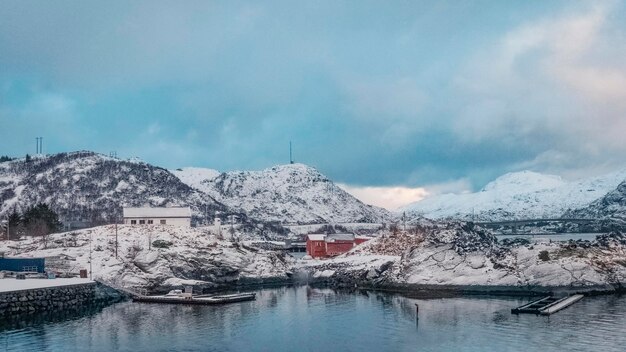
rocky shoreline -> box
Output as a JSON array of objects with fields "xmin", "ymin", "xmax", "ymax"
[
  {"xmin": 297, "ymin": 224, "xmax": 626, "ymax": 296},
  {"xmin": 2, "ymin": 224, "xmax": 625, "ymax": 298}
]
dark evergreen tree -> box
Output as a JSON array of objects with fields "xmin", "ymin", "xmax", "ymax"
[{"xmin": 22, "ymin": 203, "xmax": 62, "ymax": 233}]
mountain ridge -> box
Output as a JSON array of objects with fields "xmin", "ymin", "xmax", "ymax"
[
  {"xmin": 401, "ymin": 169, "xmax": 626, "ymax": 221},
  {"xmin": 172, "ymin": 163, "xmax": 391, "ymax": 224}
]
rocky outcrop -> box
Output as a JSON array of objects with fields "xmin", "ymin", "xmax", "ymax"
[
  {"xmin": 300, "ymin": 223, "xmax": 626, "ymax": 294},
  {"xmin": 0, "ymin": 225, "xmax": 296, "ymax": 294}
]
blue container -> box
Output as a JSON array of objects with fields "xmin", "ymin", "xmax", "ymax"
[{"xmin": 0, "ymin": 257, "xmax": 45, "ymax": 273}]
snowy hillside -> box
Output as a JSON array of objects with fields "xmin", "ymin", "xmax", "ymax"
[
  {"xmin": 566, "ymin": 181, "xmax": 626, "ymax": 221},
  {"xmin": 171, "ymin": 167, "xmax": 220, "ymax": 190},
  {"xmin": 0, "ymin": 225, "xmax": 294, "ymax": 292},
  {"xmin": 173, "ymin": 163, "xmax": 391, "ymax": 224},
  {"xmin": 401, "ymin": 170, "xmax": 626, "ymax": 221},
  {"xmin": 0, "ymin": 152, "xmax": 227, "ymax": 224}
]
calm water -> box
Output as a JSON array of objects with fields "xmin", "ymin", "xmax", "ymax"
[{"xmin": 1, "ymin": 286, "xmax": 625, "ymax": 352}]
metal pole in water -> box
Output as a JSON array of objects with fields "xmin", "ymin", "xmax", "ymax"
[{"xmin": 415, "ymin": 303, "xmax": 419, "ymax": 319}]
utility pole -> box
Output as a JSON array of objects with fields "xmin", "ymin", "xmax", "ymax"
[
  {"xmin": 115, "ymin": 221, "xmax": 118, "ymax": 259},
  {"xmin": 228, "ymin": 215, "xmax": 237, "ymax": 241},
  {"xmin": 1, "ymin": 217, "xmax": 8, "ymax": 241},
  {"xmin": 403, "ymin": 211, "xmax": 407, "ymax": 232},
  {"xmin": 89, "ymin": 230, "xmax": 93, "ymax": 280},
  {"xmin": 35, "ymin": 137, "xmax": 43, "ymax": 155}
]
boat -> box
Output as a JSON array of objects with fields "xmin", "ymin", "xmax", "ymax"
[
  {"xmin": 133, "ymin": 292, "xmax": 256, "ymax": 305},
  {"xmin": 165, "ymin": 289, "xmax": 184, "ymax": 297}
]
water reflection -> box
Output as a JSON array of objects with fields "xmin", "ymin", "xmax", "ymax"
[{"xmin": 0, "ymin": 287, "xmax": 624, "ymax": 352}]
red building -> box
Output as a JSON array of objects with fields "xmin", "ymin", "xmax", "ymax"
[{"xmin": 306, "ymin": 234, "xmax": 370, "ymax": 258}]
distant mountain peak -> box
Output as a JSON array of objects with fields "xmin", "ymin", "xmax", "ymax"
[
  {"xmin": 173, "ymin": 163, "xmax": 390, "ymax": 224},
  {"xmin": 481, "ymin": 170, "xmax": 564, "ymax": 192},
  {"xmin": 402, "ymin": 169, "xmax": 626, "ymax": 221}
]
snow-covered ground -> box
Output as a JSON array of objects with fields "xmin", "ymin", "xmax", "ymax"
[
  {"xmin": 2, "ymin": 222, "xmax": 624, "ymax": 294},
  {"xmin": 170, "ymin": 167, "xmax": 220, "ymax": 190},
  {"xmin": 401, "ymin": 169, "xmax": 626, "ymax": 221},
  {"xmin": 0, "ymin": 278, "xmax": 94, "ymax": 293},
  {"xmin": 301, "ymin": 223, "xmax": 626, "ymax": 291},
  {"xmin": 0, "ymin": 225, "xmax": 294, "ymax": 292}
]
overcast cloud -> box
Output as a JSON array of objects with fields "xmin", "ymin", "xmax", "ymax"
[{"xmin": 1, "ymin": 0, "xmax": 625, "ymax": 209}]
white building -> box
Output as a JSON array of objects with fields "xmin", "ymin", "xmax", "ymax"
[{"xmin": 122, "ymin": 207, "xmax": 192, "ymax": 227}]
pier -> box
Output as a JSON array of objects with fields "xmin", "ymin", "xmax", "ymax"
[
  {"xmin": 0, "ymin": 278, "xmax": 96, "ymax": 316},
  {"xmin": 512, "ymin": 294, "xmax": 584, "ymax": 315}
]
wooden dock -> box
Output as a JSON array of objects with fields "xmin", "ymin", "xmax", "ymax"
[
  {"xmin": 512, "ymin": 294, "xmax": 584, "ymax": 315},
  {"xmin": 133, "ymin": 292, "xmax": 256, "ymax": 305}
]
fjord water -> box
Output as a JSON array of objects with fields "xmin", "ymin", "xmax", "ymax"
[{"xmin": 1, "ymin": 287, "xmax": 625, "ymax": 352}]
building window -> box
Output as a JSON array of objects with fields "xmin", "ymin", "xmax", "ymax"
[
  {"xmin": 160, "ymin": 220, "xmax": 166, "ymax": 224},
  {"xmin": 139, "ymin": 220, "xmax": 145, "ymax": 225},
  {"xmin": 147, "ymin": 220, "xmax": 153, "ymax": 224},
  {"xmin": 131, "ymin": 220, "xmax": 136, "ymax": 225}
]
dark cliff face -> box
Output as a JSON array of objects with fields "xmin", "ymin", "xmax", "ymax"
[{"xmin": 0, "ymin": 152, "xmax": 227, "ymax": 224}]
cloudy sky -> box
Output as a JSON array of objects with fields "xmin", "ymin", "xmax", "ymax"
[{"xmin": 1, "ymin": 1, "xmax": 626, "ymax": 209}]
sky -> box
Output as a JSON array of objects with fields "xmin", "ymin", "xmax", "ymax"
[{"xmin": 1, "ymin": 1, "xmax": 626, "ymax": 210}]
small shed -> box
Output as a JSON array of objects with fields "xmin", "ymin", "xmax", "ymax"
[
  {"xmin": 306, "ymin": 234, "xmax": 327, "ymax": 258},
  {"xmin": 305, "ymin": 233, "xmax": 370, "ymax": 258},
  {"xmin": 324, "ymin": 234, "xmax": 356, "ymax": 256}
]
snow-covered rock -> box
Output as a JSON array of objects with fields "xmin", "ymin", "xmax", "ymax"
[
  {"xmin": 401, "ymin": 169, "xmax": 626, "ymax": 221},
  {"xmin": 301, "ymin": 222, "xmax": 626, "ymax": 291},
  {"xmin": 0, "ymin": 225, "xmax": 294, "ymax": 293},
  {"xmin": 173, "ymin": 163, "xmax": 391, "ymax": 224}
]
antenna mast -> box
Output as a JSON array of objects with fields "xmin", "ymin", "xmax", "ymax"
[{"xmin": 289, "ymin": 141, "xmax": 294, "ymax": 164}]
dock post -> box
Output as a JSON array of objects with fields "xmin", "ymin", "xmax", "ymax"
[{"xmin": 415, "ymin": 303, "xmax": 419, "ymax": 328}]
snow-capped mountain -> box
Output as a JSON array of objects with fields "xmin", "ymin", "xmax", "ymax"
[
  {"xmin": 173, "ymin": 163, "xmax": 391, "ymax": 224},
  {"xmin": 401, "ymin": 169, "xmax": 626, "ymax": 221},
  {"xmin": 0, "ymin": 151, "xmax": 227, "ymax": 224},
  {"xmin": 566, "ymin": 181, "xmax": 626, "ymax": 221}
]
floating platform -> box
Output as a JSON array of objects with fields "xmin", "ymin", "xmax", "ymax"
[
  {"xmin": 511, "ymin": 294, "xmax": 584, "ymax": 315},
  {"xmin": 133, "ymin": 292, "xmax": 256, "ymax": 305}
]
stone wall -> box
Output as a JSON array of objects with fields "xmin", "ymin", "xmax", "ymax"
[{"xmin": 0, "ymin": 282, "xmax": 97, "ymax": 316}]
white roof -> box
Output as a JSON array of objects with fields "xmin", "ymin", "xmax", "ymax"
[
  {"xmin": 307, "ymin": 234, "xmax": 326, "ymax": 241},
  {"xmin": 325, "ymin": 234, "xmax": 355, "ymax": 242},
  {"xmin": 123, "ymin": 207, "xmax": 191, "ymax": 218}
]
